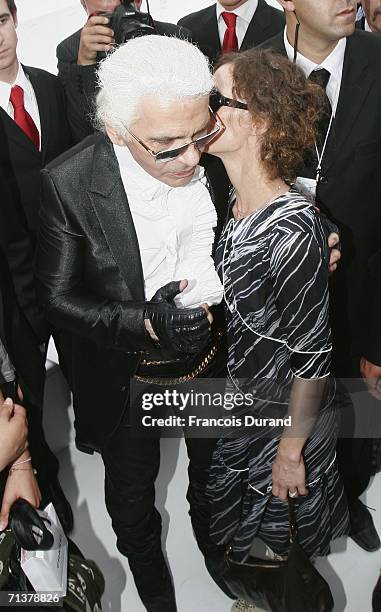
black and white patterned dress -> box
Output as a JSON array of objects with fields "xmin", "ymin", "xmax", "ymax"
[{"xmin": 208, "ymin": 187, "xmax": 349, "ymax": 562}]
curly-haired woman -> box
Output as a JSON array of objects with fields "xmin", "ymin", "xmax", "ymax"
[{"xmin": 206, "ymin": 49, "xmax": 349, "ymax": 608}]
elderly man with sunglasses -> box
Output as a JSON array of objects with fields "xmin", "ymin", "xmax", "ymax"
[
  {"xmin": 36, "ymin": 35, "xmax": 230, "ymax": 612},
  {"xmin": 36, "ymin": 35, "xmax": 340, "ymax": 611}
]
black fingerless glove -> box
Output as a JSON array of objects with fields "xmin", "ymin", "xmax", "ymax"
[{"xmin": 144, "ymin": 281, "xmax": 211, "ymax": 355}]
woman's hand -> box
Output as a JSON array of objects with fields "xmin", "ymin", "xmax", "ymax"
[
  {"xmin": 328, "ymin": 232, "xmax": 341, "ymax": 274},
  {"xmin": 271, "ymin": 448, "xmax": 308, "ymax": 501},
  {"xmin": 0, "ymin": 398, "xmax": 28, "ymax": 471},
  {"xmin": 0, "ymin": 465, "xmax": 41, "ymax": 531}
]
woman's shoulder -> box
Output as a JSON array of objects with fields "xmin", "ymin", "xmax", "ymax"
[{"xmin": 267, "ymin": 188, "xmax": 321, "ymax": 235}]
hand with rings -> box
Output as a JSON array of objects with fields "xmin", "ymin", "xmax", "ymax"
[{"xmin": 271, "ymin": 450, "xmax": 308, "ymax": 501}]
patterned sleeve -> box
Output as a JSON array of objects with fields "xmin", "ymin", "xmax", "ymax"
[{"xmin": 268, "ymin": 209, "xmax": 331, "ymax": 379}]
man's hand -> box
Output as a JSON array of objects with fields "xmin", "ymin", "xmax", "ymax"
[
  {"xmin": 0, "ymin": 466, "xmax": 41, "ymax": 532},
  {"xmin": 145, "ymin": 280, "xmax": 188, "ymax": 341},
  {"xmin": 360, "ymin": 357, "xmax": 381, "ymax": 401},
  {"xmin": 78, "ymin": 15, "xmax": 114, "ymax": 66},
  {"xmin": 328, "ymin": 232, "xmax": 341, "ymax": 274},
  {"xmin": 145, "ymin": 280, "xmax": 211, "ymax": 355},
  {"xmin": 0, "ymin": 399, "xmax": 28, "ymax": 471}
]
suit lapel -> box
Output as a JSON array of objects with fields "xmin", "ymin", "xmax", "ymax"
[
  {"xmin": 87, "ymin": 137, "xmax": 145, "ymax": 301},
  {"xmin": 324, "ymin": 34, "xmax": 373, "ymax": 170},
  {"xmin": 0, "ymin": 106, "xmax": 40, "ymax": 159},
  {"xmin": 202, "ymin": 6, "xmax": 221, "ymax": 61},
  {"xmin": 23, "ymin": 65, "xmax": 50, "ymax": 162},
  {"xmin": 241, "ymin": 0, "xmax": 274, "ymax": 50}
]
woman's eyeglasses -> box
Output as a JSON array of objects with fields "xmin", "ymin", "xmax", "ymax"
[
  {"xmin": 209, "ymin": 90, "xmax": 248, "ymax": 113},
  {"xmin": 125, "ymin": 108, "xmax": 221, "ymax": 163}
]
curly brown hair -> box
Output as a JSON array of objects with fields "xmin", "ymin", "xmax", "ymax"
[
  {"xmin": 215, "ymin": 49, "xmax": 327, "ymax": 182},
  {"xmin": 6, "ymin": 1, "xmax": 17, "ymax": 16}
]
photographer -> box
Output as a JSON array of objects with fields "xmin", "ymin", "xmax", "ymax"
[{"xmin": 57, "ymin": 1, "xmax": 191, "ymax": 143}]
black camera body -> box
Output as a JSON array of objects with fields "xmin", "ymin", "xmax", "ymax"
[{"xmin": 99, "ymin": 0, "xmax": 157, "ymax": 45}]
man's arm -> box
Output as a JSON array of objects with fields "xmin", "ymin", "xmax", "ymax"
[
  {"xmin": 56, "ymin": 16, "xmax": 114, "ymax": 144},
  {"xmin": 57, "ymin": 49, "xmax": 97, "ymax": 143},
  {"xmin": 36, "ymin": 170, "xmax": 152, "ymax": 353}
]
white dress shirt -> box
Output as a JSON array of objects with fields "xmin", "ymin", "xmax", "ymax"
[
  {"xmin": 284, "ymin": 28, "xmax": 346, "ymax": 115},
  {"xmin": 216, "ymin": 0, "xmax": 258, "ymax": 48},
  {"xmin": 114, "ymin": 144, "xmax": 223, "ymax": 309},
  {"xmin": 0, "ymin": 62, "xmax": 41, "ymax": 150}
]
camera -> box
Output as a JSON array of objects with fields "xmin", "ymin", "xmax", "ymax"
[{"xmin": 97, "ymin": 0, "xmax": 157, "ymax": 45}]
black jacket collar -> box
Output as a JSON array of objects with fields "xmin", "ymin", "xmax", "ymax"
[{"xmin": 87, "ymin": 135, "xmax": 145, "ymax": 300}]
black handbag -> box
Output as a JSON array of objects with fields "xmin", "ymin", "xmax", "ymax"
[{"xmin": 222, "ymin": 498, "xmax": 334, "ymax": 612}]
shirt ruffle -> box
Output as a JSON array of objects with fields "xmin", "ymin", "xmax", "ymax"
[{"xmin": 174, "ymin": 177, "xmax": 223, "ymax": 308}]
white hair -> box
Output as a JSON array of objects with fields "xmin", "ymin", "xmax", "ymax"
[{"xmin": 95, "ymin": 35, "xmax": 213, "ymax": 134}]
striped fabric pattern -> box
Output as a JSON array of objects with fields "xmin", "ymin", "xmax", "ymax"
[{"xmin": 208, "ymin": 188, "xmax": 349, "ymax": 561}]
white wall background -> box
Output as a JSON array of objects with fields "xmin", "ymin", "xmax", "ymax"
[{"xmin": 15, "ymin": 0, "xmax": 281, "ymax": 74}]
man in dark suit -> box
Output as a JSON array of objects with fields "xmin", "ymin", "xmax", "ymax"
[
  {"xmin": 177, "ymin": 0, "xmax": 285, "ymax": 65},
  {"xmin": 57, "ymin": 0, "xmax": 191, "ymax": 143},
  {"xmin": 0, "ymin": 142, "xmax": 47, "ymax": 529},
  {"xmin": 0, "ymin": 1, "xmax": 72, "ymax": 239},
  {"xmin": 0, "ymin": 0, "xmax": 73, "ymax": 531},
  {"xmin": 262, "ymin": 0, "xmax": 381, "ymax": 552},
  {"xmin": 0, "ymin": 159, "xmax": 41, "ymax": 545}
]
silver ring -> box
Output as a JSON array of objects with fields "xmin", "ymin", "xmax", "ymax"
[{"xmin": 288, "ymin": 490, "xmax": 298, "ymax": 498}]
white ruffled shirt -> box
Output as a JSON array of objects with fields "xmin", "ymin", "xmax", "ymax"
[{"xmin": 114, "ymin": 144, "xmax": 223, "ymax": 308}]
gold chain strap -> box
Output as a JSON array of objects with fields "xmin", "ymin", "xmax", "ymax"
[{"xmin": 133, "ymin": 338, "xmax": 221, "ymax": 386}]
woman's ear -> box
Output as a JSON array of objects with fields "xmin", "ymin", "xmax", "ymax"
[{"xmin": 250, "ymin": 116, "xmax": 268, "ymax": 138}]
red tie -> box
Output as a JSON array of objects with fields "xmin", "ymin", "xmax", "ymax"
[
  {"xmin": 10, "ymin": 85, "xmax": 40, "ymax": 150},
  {"xmin": 222, "ymin": 11, "xmax": 238, "ymax": 53}
]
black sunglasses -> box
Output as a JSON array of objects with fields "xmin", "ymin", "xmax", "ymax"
[
  {"xmin": 126, "ymin": 108, "xmax": 221, "ymax": 163},
  {"xmin": 209, "ymin": 90, "xmax": 248, "ymax": 113}
]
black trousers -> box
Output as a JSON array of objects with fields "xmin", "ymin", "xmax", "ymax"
[
  {"xmin": 335, "ymin": 381, "xmax": 374, "ymax": 503},
  {"xmin": 337, "ymin": 379, "xmax": 373, "ymax": 506},
  {"xmin": 102, "ymin": 421, "xmax": 233, "ymax": 612}
]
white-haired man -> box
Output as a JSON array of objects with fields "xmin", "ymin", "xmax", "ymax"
[
  {"xmin": 37, "ymin": 35, "xmax": 232, "ymax": 611},
  {"xmin": 37, "ymin": 35, "xmax": 340, "ymax": 611},
  {"xmin": 57, "ymin": 0, "xmax": 191, "ymax": 142}
]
